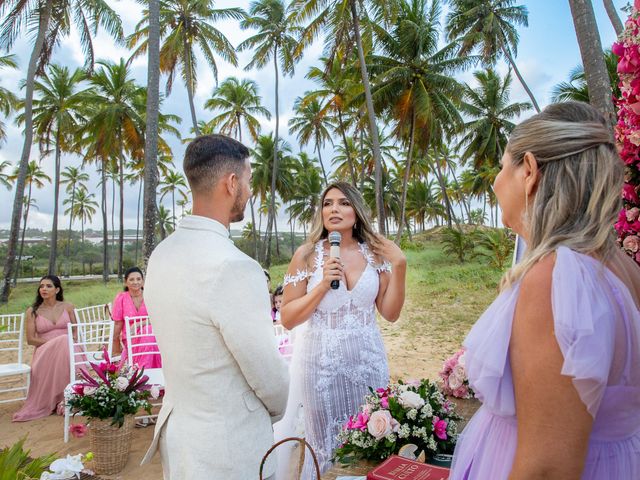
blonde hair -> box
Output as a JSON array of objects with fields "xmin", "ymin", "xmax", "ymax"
[
  {"xmin": 502, "ymin": 101, "xmax": 623, "ymax": 289},
  {"xmin": 304, "ymin": 182, "xmax": 381, "ymax": 263}
]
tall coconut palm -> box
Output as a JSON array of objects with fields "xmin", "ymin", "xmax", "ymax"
[
  {"xmin": 24, "ymin": 64, "xmax": 90, "ymax": 274},
  {"xmin": 445, "ymin": 0, "xmax": 540, "ymax": 112},
  {"xmin": 603, "ymin": 0, "xmax": 623, "ymax": 36},
  {"xmin": 0, "ymin": 54, "xmax": 19, "ymax": 144},
  {"xmin": 568, "ymin": 0, "xmax": 616, "ymax": 124},
  {"xmin": 286, "ymin": 152, "xmax": 323, "ymax": 236},
  {"xmin": 159, "ymin": 170, "xmax": 188, "ymax": 229},
  {"xmin": 238, "ymin": 0, "xmax": 299, "ymax": 266},
  {"xmin": 8, "ymin": 160, "xmax": 51, "ymax": 283},
  {"xmin": 288, "ymin": 94, "xmax": 334, "ymax": 184},
  {"xmin": 0, "ymin": 0, "xmax": 123, "ymax": 302},
  {"xmin": 65, "ymin": 187, "xmax": 98, "ymax": 275},
  {"xmin": 83, "ymin": 59, "xmax": 145, "ymax": 280},
  {"xmin": 127, "ymin": 0, "xmax": 243, "ymax": 134},
  {"xmin": 204, "ymin": 76, "xmax": 271, "ymax": 142},
  {"xmin": 457, "ymin": 69, "xmax": 530, "ymax": 171},
  {"xmin": 60, "ymin": 166, "xmax": 90, "ymax": 275},
  {"xmin": 156, "ymin": 204, "xmax": 174, "ymax": 240},
  {"xmin": 551, "ymin": 50, "xmax": 620, "ymax": 104},
  {"xmin": 370, "ymin": 0, "xmax": 473, "ymax": 240}
]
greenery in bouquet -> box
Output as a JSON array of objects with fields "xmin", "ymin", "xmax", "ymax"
[
  {"xmin": 439, "ymin": 348, "xmax": 474, "ymax": 399},
  {"xmin": 66, "ymin": 348, "xmax": 155, "ymax": 427},
  {"xmin": 334, "ymin": 379, "xmax": 461, "ymax": 464}
]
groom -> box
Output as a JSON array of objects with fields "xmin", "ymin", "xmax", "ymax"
[{"xmin": 142, "ymin": 134, "xmax": 289, "ymax": 479}]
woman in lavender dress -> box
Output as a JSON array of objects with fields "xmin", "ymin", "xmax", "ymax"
[{"xmin": 450, "ymin": 101, "xmax": 640, "ymax": 479}]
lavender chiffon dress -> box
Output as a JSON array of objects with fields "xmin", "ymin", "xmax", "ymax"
[{"xmin": 450, "ymin": 247, "xmax": 640, "ymax": 479}]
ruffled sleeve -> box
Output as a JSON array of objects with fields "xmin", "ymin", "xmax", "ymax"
[
  {"xmin": 111, "ymin": 292, "xmax": 125, "ymax": 322},
  {"xmin": 551, "ymin": 247, "xmax": 617, "ymax": 418},
  {"xmin": 283, "ymin": 270, "xmax": 309, "ymax": 287}
]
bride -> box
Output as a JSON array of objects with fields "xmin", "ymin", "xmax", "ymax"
[{"xmin": 275, "ymin": 181, "xmax": 406, "ymax": 477}]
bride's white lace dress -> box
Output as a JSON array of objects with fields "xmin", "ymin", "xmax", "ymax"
[{"xmin": 276, "ymin": 240, "xmax": 390, "ymax": 478}]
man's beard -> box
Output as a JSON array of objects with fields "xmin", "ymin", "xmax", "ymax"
[{"xmin": 230, "ymin": 190, "xmax": 246, "ymax": 223}]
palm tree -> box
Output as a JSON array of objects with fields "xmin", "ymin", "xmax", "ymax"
[
  {"xmin": 370, "ymin": 0, "xmax": 473, "ymax": 241},
  {"xmin": 551, "ymin": 50, "xmax": 620, "ymax": 103},
  {"xmin": 60, "ymin": 166, "xmax": 90, "ymax": 275},
  {"xmin": 0, "ymin": 54, "xmax": 19, "ymax": 144},
  {"xmin": 8, "ymin": 161, "xmax": 51, "ymax": 283},
  {"xmin": 288, "ymin": 94, "xmax": 333, "ymax": 184},
  {"xmin": 0, "ymin": 0, "xmax": 122, "ymax": 303},
  {"xmin": 156, "ymin": 204, "xmax": 174, "ymax": 240},
  {"xmin": 457, "ymin": 69, "xmax": 530, "ymax": 171},
  {"xmin": 65, "ymin": 188, "xmax": 98, "ymax": 275},
  {"xmin": 204, "ymin": 77, "xmax": 271, "ymax": 142},
  {"xmin": 159, "ymin": 170, "xmax": 188, "ymax": 229},
  {"xmin": 286, "ymin": 152, "xmax": 324, "ymax": 238},
  {"xmin": 83, "ymin": 59, "xmax": 145, "ymax": 281},
  {"xmin": 568, "ymin": 0, "xmax": 616, "ymax": 124},
  {"xmin": 603, "ymin": 0, "xmax": 623, "ymax": 36},
  {"xmin": 445, "ymin": 0, "xmax": 540, "ymax": 113},
  {"xmin": 238, "ymin": 0, "xmax": 299, "ymax": 266},
  {"xmin": 24, "ymin": 64, "xmax": 90, "ymax": 274},
  {"xmin": 127, "ymin": 0, "xmax": 244, "ymax": 134},
  {"xmin": 0, "ymin": 160, "xmax": 13, "ymax": 189}
]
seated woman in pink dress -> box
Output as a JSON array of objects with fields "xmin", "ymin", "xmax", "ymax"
[
  {"xmin": 111, "ymin": 266, "xmax": 161, "ymax": 369},
  {"xmin": 450, "ymin": 102, "xmax": 640, "ymax": 479},
  {"xmin": 13, "ymin": 275, "xmax": 77, "ymax": 422}
]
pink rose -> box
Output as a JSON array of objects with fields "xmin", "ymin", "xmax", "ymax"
[
  {"xmin": 367, "ymin": 410, "xmax": 394, "ymax": 440},
  {"xmin": 432, "ymin": 416, "xmax": 448, "ymax": 440},
  {"xmin": 623, "ymin": 235, "xmax": 640, "ymax": 253},
  {"xmin": 627, "ymin": 207, "xmax": 640, "ymax": 222},
  {"xmin": 69, "ymin": 423, "xmax": 87, "ymax": 438}
]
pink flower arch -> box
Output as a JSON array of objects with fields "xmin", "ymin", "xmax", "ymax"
[{"xmin": 613, "ymin": 1, "xmax": 640, "ymax": 264}]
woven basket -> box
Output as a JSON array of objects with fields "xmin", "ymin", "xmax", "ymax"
[
  {"xmin": 260, "ymin": 437, "xmax": 321, "ymax": 479},
  {"xmin": 89, "ymin": 415, "xmax": 135, "ymax": 474}
]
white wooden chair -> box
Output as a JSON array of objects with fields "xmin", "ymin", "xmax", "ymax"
[
  {"xmin": 273, "ymin": 324, "xmax": 294, "ymax": 360},
  {"xmin": 74, "ymin": 304, "xmax": 111, "ymax": 325},
  {"xmin": 0, "ymin": 313, "xmax": 31, "ymax": 404},
  {"xmin": 63, "ymin": 321, "xmax": 114, "ymax": 442},
  {"xmin": 125, "ymin": 315, "xmax": 163, "ymax": 423}
]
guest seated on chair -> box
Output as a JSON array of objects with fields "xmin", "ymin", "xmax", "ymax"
[
  {"xmin": 111, "ymin": 266, "xmax": 161, "ymax": 369},
  {"xmin": 13, "ymin": 275, "xmax": 77, "ymax": 422}
]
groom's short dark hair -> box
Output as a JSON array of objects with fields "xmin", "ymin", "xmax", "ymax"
[{"xmin": 183, "ymin": 134, "xmax": 250, "ymax": 192}]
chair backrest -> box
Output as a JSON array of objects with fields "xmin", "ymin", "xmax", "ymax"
[
  {"xmin": 74, "ymin": 304, "xmax": 111, "ymax": 325},
  {"xmin": 0, "ymin": 313, "xmax": 25, "ymax": 364},
  {"xmin": 67, "ymin": 321, "xmax": 114, "ymax": 383},
  {"xmin": 124, "ymin": 316, "xmax": 161, "ymax": 367},
  {"xmin": 273, "ymin": 324, "xmax": 294, "ymax": 360},
  {"xmin": 273, "ymin": 324, "xmax": 287, "ymax": 338}
]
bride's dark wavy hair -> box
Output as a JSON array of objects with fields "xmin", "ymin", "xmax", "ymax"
[{"xmin": 32, "ymin": 275, "xmax": 64, "ymax": 317}]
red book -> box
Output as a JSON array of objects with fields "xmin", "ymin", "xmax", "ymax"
[{"xmin": 366, "ymin": 455, "xmax": 450, "ymax": 480}]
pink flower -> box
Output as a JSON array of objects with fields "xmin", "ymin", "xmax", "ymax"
[
  {"xmin": 432, "ymin": 416, "xmax": 448, "ymax": 440},
  {"xmin": 380, "ymin": 396, "xmax": 389, "ymax": 409},
  {"xmin": 627, "ymin": 207, "xmax": 640, "ymax": 223},
  {"xmin": 69, "ymin": 423, "xmax": 87, "ymax": 438},
  {"xmin": 72, "ymin": 384, "xmax": 84, "ymax": 395},
  {"xmin": 623, "ymin": 235, "xmax": 640, "ymax": 253},
  {"xmin": 352, "ymin": 411, "xmax": 369, "ymax": 431},
  {"xmin": 367, "ymin": 410, "xmax": 394, "ymax": 440},
  {"xmin": 623, "ymin": 183, "xmax": 639, "ymax": 203}
]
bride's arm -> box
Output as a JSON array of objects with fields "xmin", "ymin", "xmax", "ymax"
[
  {"xmin": 372, "ymin": 237, "xmax": 407, "ymax": 322},
  {"xmin": 280, "ymin": 244, "xmax": 343, "ymax": 330}
]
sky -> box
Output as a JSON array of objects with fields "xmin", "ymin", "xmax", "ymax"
[{"xmin": 0, "ymin": 0, "xmax": 629, "ymax": 231}]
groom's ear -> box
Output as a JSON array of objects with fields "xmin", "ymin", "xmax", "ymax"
[{"xmin": 223, "ymin": 171, "xmax": 237, "ymax": 196}]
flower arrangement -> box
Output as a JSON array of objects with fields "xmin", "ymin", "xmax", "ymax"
[
  {"xmin": 613, "ymin": 1, "xmax": 640, "ymax": 265},
  {"xmin": 334, "ymin": 379, "xmax": 461, "ymax": 464},
  {"xmin": 439, "ymin": 348, "xmax": 474, "ymax": 399},
  {"xmin": 66, "ymin": 348, "xmax": 156, "ymax": 427}
]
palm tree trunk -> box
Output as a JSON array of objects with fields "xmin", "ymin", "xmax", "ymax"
[
  {"xmin": 135, "ymin": 178, "xmax": 142, "ymax": 265},
  {"xmin": 143, "ymin": 0, "xmax": 161, "ymax": 267},
  {"xmin": 264, "ymin": 45, "xmax": 280, "ymax": 267},
  {"xmin": 48, "ymin": 129, "xmax": 62, "ymax": 274},
  {"xmin": 395, "ymin": 110, "xmax": 416, "ymax": 243},
  {"xmin": 14, "ymin": 185, "xmax": 32, "ymax": 285},
  {"xmin": 433, "ymin": 151, "xmax": 453, "ymax": 228},
  {"xmin": 183, "ymin": 44, "xmax": 199, "ymax": 135},
  {"xmin": 568, "ymin": 0, "xmax": 616, "ymax": 127},
  {"xmin": 359, "ymin": 116, "xmax": 365, "ymax": 191},
  {"xmin": 65, "ymin": 185, "xmax": 76, "ymax": 276},
  {"xmin": 81, "ymin": 219, "xmax": 85, "ymax": 275},
  {"xmin": 336, "ymin": 110, "xmax": 357, "ymax": 186},
  {"xmin": 274, "ymin": 209, "xmax": 281, "ymax": 257},
  {"xmin": 500, "ymin": 44, "xmax": 541, "ymax": 113},
  {"xmin": 101, "ymin": 163, "xmax": 109, "ymax": 284},
  {"xmin": 603, "ymin": 0, "xmax": 623, "ymax": 36},
  {"xmin": 249, "ymin": 197, "xmax": 259, "ymax": 260},
  {"xmin": 110, "ymin": 173, "xmax": 115, "ymax": 274},
  {"xmin": 118, "ymin": 155, "xmax": 125, "ymax": 280},
  {"xmin": 446, "ymin": 159, "xmax": 471, "ymax": 220},
  {"xmin": 172, "ymin": 190, "xmax": 176, "ymax": 229},
  {"xmin": 289, "ymin": 206, "xmax": 295, "ymax": 256},
  {"xmin": 316, "ymin": 141, "xmax": 328, "ymax": 185},
  {"xmin": 350, "ymin": 0, "xmax": 385, "ymax": 234},
  {"xmin": 0, "ymin": 1, "xmax": 52, "ymax": 303}
]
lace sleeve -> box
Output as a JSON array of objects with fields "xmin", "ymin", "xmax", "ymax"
[
  {"xmin": 283, "ymin": 269, "xmax": 309, "ymax": 287},
  {"xmin": 376, "ymin": 261, "xmax": 392, "ymax": 273}
]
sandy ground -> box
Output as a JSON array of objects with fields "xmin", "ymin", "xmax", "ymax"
[{"xmin": 1, "ymin": 326, "xmax": 444, "ymax": 479}]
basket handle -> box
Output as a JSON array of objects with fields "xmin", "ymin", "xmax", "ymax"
[{"xmin": 259, "ymin": 436, "xmax": 321, "ymax": 480}]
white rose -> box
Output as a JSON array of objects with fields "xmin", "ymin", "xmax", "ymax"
[
  {"xmin": 457, "ymin": 352, "xmax": 466, "ymax": 367},
  {"xmin": 115, "ymin": 377, "xmax": 129, "ymax": 391},
  {"xmin": 367, "ymin": 410, "xmax": 394, "ymax": 440},
  {"xmin": 84, "ymin": 386, "xmax": 97, "ymax": 396},
  {"xmin": 448, "ymin": 372, "xmax": 463, "ymax": 390},
  {"xmin": 150, "ymin": 385, "xmax": 160, "ymax": 399},
  {"xmin": 399, "ymin": 391, "xmax": 425, "ymax": 410}
]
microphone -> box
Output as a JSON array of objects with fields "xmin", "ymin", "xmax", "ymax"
[{"xmin": 328, "ymin": 231, "xmax": 341, "ymax": 290}]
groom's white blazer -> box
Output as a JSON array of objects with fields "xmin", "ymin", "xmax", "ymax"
[{"xmin": 141, "ymin": 215, "xmax": 289, "ymax": 479}]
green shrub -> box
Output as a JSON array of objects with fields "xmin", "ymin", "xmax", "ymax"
[
  {"xmin": 0, "ymin": 437, "xmax": 57, "ymax": 480},
  {"xmin": 440, "ymin": 228, "xmax": 475, "ymax": 263},
  {"xmin": 472, "ymin": 229, "xmax": 515, "ymax": 270}
]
